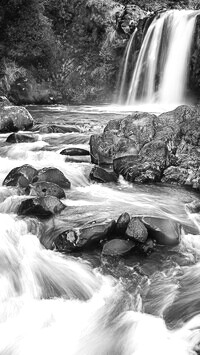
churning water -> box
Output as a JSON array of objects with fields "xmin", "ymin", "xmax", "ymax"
[{"xmin": 0, "ymin": 105, "xmax": 200, "ymax": 354}]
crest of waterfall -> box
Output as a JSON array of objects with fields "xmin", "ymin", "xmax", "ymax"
[{"xmin": 126, "ymin": 10, "xmax": 200, "ymax": 105}]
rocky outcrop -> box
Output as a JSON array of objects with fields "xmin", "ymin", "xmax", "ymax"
[
  {"xmin": 0, "ymin": 106, "xmax": 34, "ymax": 133},
  {"xmin": 90, "ymin": 105, "xmax": 200, "ymax": 191}
]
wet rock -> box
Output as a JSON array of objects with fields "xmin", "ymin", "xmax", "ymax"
[
  {"xmin": 76, "ymin": 220, "xmax": 116, "ymax": 248},
  {"xmin": 60, "ymin": 148, "xmax": 90, "ymax": 156},
  {"xmin": 17, "ymin": 196, "xmax": 66, "ymax": 219},
  {"xmin": 136, "ymin": 238, "xmax": 155, "ymax": 255},
  {"xmin": 125, "ymin": 217, "xmax": 148, "ymax": 243},
  {"xmin": 30, "ymin": 181, "xmax": 66, "ymax": 199},
  {"xmin": 116, "ymin": 212, "xmax": 130, "ymax": 235},
  {"xmin": 185, "ymin": 200, "xmax": 200, "ymax": 214},
  {"xmin": 6, "ymin": 133, "xmax": 37, "ymax": 143},
  {"xmin": 39, "ymin": 124, "xmax": 80, "ymax": 134},
  {"xmin": 0, "ymin": 106, "xmax": 34, "ymax": 133},
  {"xmin": 33, "ymin": 167, "xmax": 71, "ymax": 189},
  {"xmin": 54, "ymin": 230, "xmax": 78, "ymax": 252},
  {"xmin": 102, "ymin": 239, "xmax": 135, "ymax": 256},
  {"xmin": 3, "ymin": 164, "xmax": 38, "ymax": 187},
  {"xmin": 90, "ymin": 166, "xmax": 118, "ymax": 183},
  {"xmin": 142, "ymin": 217, "xmax": 180, "ymax": 246},
  {"xmin": 0, "ymin": 96, "xmax": 12, "ymax": 107}
]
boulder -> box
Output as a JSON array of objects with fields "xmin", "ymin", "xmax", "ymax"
[
  {"xmin": 39, "ymin": 124, "xmax": 80, "ymax": 134},
  {"xmin": 90, "ymin": 166, "xmax": 118, "ymax": 183},
  {"xmin": 0, "ymin": 106, "xmax": 34, "ymax": 133},
  {"xmin": 33, "ymin": 167, "xmax": 71, "ymax": 189},
  {"xmin": 30, "ymin": 181, "xmax": 66, "ymax": 199},
  {"xmin": 60, "ymin": 148, "xmax": 90, "ymax": 156},
  {"xmin": 17, "ymin": 196, "xmax": 66, "ymax": 219},
  {"xmin": 76, "ymin": 220, "xmax": 116, "ymax": 248},
  {"xmin": 54, "ymin": 230, "xmax": 78, "ymax": 252},
  {"xmin": 125, "ymin": 217, "xmax": 148, "ymax": 243},
  {"xmin": 6, "ymin": 133, "xmax": 38, "ymax": 143},
  {"xmin": 102, "ymin": 239, "xmax": 135, "ymax": 256},
  {"xmin": 3, "ymin": 164, "xmax": 38, "ymax": 187},
  {"xmin": 142, "ymin": 217, "xmax": 180, "ymax": 246},
  {"xmin": 116, "ymin": 212, "xmax": 130, "ymax": 235}
]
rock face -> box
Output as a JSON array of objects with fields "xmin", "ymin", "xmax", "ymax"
[
  {"xmin": 0, "ymin": 106, "xmax": 34, "ymax": 133},
  {"xmin": 90, "ymin": 105, "xmax": 200, "ymax": 190}
]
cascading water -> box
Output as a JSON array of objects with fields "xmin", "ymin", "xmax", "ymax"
[{"xmin": 122, "ymin": 10, "xmax": 200, "ymax": 105}]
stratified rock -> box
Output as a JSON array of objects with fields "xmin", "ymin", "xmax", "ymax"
[
  {"xmin": 39, "ymin": 124, "xmax": 80, "ymax": 133},
  {"xmin": 125, "ymin": 217, "xmax": 148, "ymax": 243},
  {"xmin": 102, "ymin": 239, "xmax": 135, "ymax": 256},
  {"xmin": 33, "ymin": 167, "xmax": 71, "ymax": 189},
  {"xmin": 116, "ymin": 212, "xmax": 130, "ymax": 235},
  {"xmin": 6, "ymin": 133, "xmax": 37, "ymax": 143},
  {"xmin": 17, "ymin": 196, "xmax": 66, "ymax": 219},
  {"xmin": 90, "ymin": 166, "xmax": 118, "ymax": 183},
  {"xmin": 60, "ymin": 148, "xmax": 90, "ymax": 156},
  {"xmin": 54, "ymin": 230, "xmax": 78, "ymax": 252},
  {"xmin": 0, "ymin": 106, "xmax": 33, "ymax": 133},
  {"xmin": 76, "ymin": 220, "xmax": 116, "ymax": 248},
  {"xmin": 30, "ymin": 181, "xmax": 66, "ymax": 199},
  {"xmin": 142, "ymin": 217, "xmax": 180, "ymax": 246},
  {"xmin": 3, "ymin": 164, "xmax": 38, "ymax": 187}
]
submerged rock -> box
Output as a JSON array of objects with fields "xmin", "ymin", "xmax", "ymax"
[
  {"xmin": 33, "ymin": 167, "xmax": 71, "ymax": 189},
  {"xmin": 17, "ymin": 196, "xmax": 66, "ymax": 219},
  {"xmin": 60, "ymin": 148, "xmax": 90, "ymax": 156},
  {"xmin": 90, "ymin": 166, "xmax": 118, "ymax": 183},
  {"xmin": 0, "ymin": 106, "xmax": 33, "ymax": 133},
  {"xmin": 3, "ymin": 164, "xmax": 38, "ymax": 187},
  {"xmin": 54, "ymin": 230, "xmax": 78, "ymax": 252},
  {"xmin": 142, "ymin": 217, "xmax": 180, "ymax": 246},
  {"xmin": 30, "ymin": 181, "xmax": 66, "ymax": 199},
  {"xmin": 102, "ymin": 239, "xmax": 135, "ymax": 256},
  {"xmin": 39, "ymin": 124, "xmax": 80, "ymax": 133},
  {"xmin": 125, "ymin": 217, "xmax": 148, "ymax": 243},
  {"xmin": 76, "ymin": 220, "xmax": 116, "ymax": 248},
  {"xmin": 6, "ymin": 133, "xmax": 37, "ymax": 143}
]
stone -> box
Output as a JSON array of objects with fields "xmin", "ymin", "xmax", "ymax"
[
  {"xmin": 76, "ymin": 220, "xmax": 116, "ymax": 248},
  {"xmin": 136, "ymin": 238, "xmax": 155, "ymax": 255},
  {"xmin": 0, "ymin": 106, "xmax": 34, "ymax": 133},
  {"xmin": 3, "ymin": 164, "xmax": 38, "ymax": 187},
  {"xmin": 17, "ymin": 196, "xmax": 66, "ymax": 219},
  {"xmin": 0, "ymin": 96, "xmax": 12, "ymax": 107},
  {"xmin": 39, "ymin": 124, "xmax": 80, "ymax": 134},
  {"xmin": 60, "ymin": 148, "xmax": 90, "ymax": 156},
  {"xmin": 116, "ymin": 212, "xmax": 130, "ymax": 235},
  {"xmin": 125, "ymin": 217, "xmax": 148, "ymax": 243},
  {"xmin": 54, "ymin": 230, "xmax": 78, "ymax": 252},
  {"xmin": 142, "ymin": 217, "xmax": 180, "ymax": 246},
  {"xmin": 89, "ymin": 166, "xmax": 118, "ymax": 183},
  {"xmin": 102, "ymin": 239, "xmax": 135, "ymax": 256},
  {"xmin": 185, "ymin": 200, "xmax": 200, "ymax": 214},
  {"xmin": 33, "ymin": 167, "xmax": 71, "ymax": 189},
  {"xmin": 6, "ymin": 133, "xmax": 37, "ymax": 143},
  {"xmin": 30, "ymin": 181, "xmax": 66, "ymax": 199}
]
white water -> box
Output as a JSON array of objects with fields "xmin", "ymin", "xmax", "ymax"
[{"xmin": 126, "ymin": 10, "xmax": 199, "ymax": 105}]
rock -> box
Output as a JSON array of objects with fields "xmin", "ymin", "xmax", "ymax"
[
  {"xmin": 0, "ymin": 96, "xmax": 12, "ymax": 107},
  {"xmin": 6, "ymin": 133, "xmax": 37, "ymax": 143},
  {"xmin": 3, "ymin": 164, "xmax": 38, "ymax": 187},
  {"xmin": 142, "ymin": 217, "xmax": 180, "ymax": 246},
  {"xmin": 30, "ymin": 181, "xmax": 66, "ymax": 199},
  {"xmin": 136, "ymin": 238, "xmax": 155, "ymax": 255},
  {"xmin": 17, "ymin": 196, "xmax": 66, "ymax": 219},
  {"xmin": 54, "ymin": 230, "xmax": 78, "ymax": 252},
  {"xmin": 60, "ymin": 148, "xmax": 90, "ymax": 156},
  {"xmin": 102, "ymin": 239, "xmax": 135, "ymax": 256},
  {"xmin": 125, "ymin": 217, "xmax": 148, "ymax": 243},
  {"xmin": 89, "ymin": 166, "xmax": 118, "ymax": 183},
  {"xmin": 39, "ymin": 124, "xmax": 80, "ymax": 134},
  {"xmin": 76, "ymin": 220, "xmax": 116, "ymax": 248},
  {"xmin": 33, "ymin": 167, "xmax": 71, "ymax": 189},
  {"xmin": 116, "ymin": 212, "xmax": 130, "ymax": 235},
  {"xmin": 185, "ymin": 200, "xmax": 200, "ymax": 214},
  {"xmin": 0, "ymin": 106, "xmax": 34, "ymax": 133}
]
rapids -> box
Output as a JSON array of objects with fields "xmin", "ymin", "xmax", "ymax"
[{"xmin": 0, "ymin": 105, "xmax": 200, "ymax": 355}]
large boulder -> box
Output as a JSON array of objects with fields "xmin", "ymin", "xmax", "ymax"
[
  {"xmin": 142, "ymin": 217, "xmax": 180, "ymax": 246},
  {"xmin": 30, "ymin": 181, "xmax": 66, "ymax": 199},
  {"xmin": 17, "ymin": 196, "xmax": 66, "ymax": 219},
  {"xmin": 0, "ymin": 106, "xmax": 34, "ymax": 133},
  {"xmin": 3, "ymin": 164, "xmax": 38, "ymax": 188},
  {"xmin": 33, "ymin": 167, "xmax": 71, "ymax": 189},
  {"xmin": 125, "ymin": 217, "xmax": 148, "ymax": 243},
  {"xmin": 90, "ymin": 166, "xmax": 118, "ymax": 183},
  {"xmin": 76, "ymin": 220, "xmax": 116, "ymax": 248}
]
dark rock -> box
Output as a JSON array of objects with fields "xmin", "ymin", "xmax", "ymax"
[
  {"xmin": 90, "ymin": 166, "xmax": 118, "ymax": 183},
  {"xmin": 39, "ymin": 124, "xmax": 80, "ymax": 134},
  {"xmin": 54, "ymin": 230, "xmax": 78, "ymax": 252},
  {"xmin": 6, "ymin": 133, "xmax": 37, "ymax": 143},
  {"xmin": 125, "ymin": 217, "xmax": 148, "ymax": 243},
  {"xmin": 76, "ymin": 220, "xmax": 116, "ymax": 248},
  {"xmin": 30, "ymin": 181, "xmax": 66, "ymax": 199},
  {"xmin": 17, "ymin": 196, "xmax": 66, "ymax": 219},
  {"xmin": 60, "ymin": 148, "xmax": 90, "ymax": 156},
  {"xmin": 33, "ymin": 167, "xmax": 71, "ymax": 189},
  {"xmin": 3, "ymin": 164, "xmax": 38, "ymax": 187},
  {"xmin": 102, "ymin": 239, "xmax": 135, "ymax": 256},
  {"xmin": 116, "ymin": 212, "xmax": 130, "ymax": 235},
  {"xmin": 142, "ymin": 217, "xmax": 180, "ymax": 246},
  {"xmin": 0, "ymin": 106, "xmax": 34, "ymax": 133},
  {"xmin": 136, "ymin": 238, "xmax": 155, "ymax": 255}
]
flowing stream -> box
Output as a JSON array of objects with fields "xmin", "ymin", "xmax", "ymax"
[{"xmin": 0, "ymin": 105, "xmax": 200, "ymax": 354}]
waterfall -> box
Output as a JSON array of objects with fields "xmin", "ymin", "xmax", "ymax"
[{"xmin": 124, "ymin": 10, "xmax": 199, "ymax": 105}]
